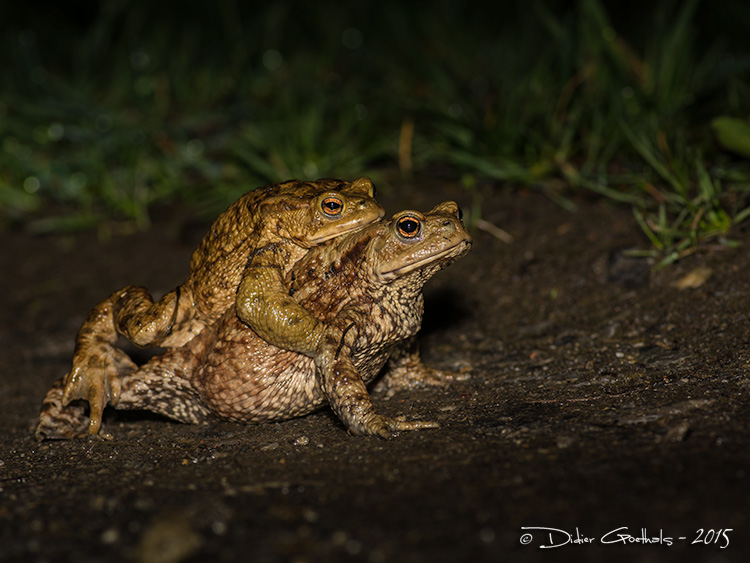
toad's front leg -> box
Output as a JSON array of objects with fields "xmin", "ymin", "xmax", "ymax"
[
  {"xmin": 236, "ymin": 264, "xmax": 331, "ymax": 357},
  {"xmin": 315, "ymin": 330, "xmax": 438, "ymax": 438}
]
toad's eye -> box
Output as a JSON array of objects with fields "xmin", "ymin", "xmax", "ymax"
[
  {"xmin": 321, "ymin": 197, "xmax": 344, "ymax": 216},
  {"xmin": 397, "ymin": 216, "xmax": 421, "ymax": 238}
]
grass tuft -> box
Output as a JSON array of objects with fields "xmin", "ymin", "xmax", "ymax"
[{"xmin": 1, "ymin": 0, "xmax": 749, "ymax": 263}]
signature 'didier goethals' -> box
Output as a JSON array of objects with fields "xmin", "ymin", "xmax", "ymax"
[{"xmin": 519, "ymin": 527, "xmax": 732, "ymax": 550}]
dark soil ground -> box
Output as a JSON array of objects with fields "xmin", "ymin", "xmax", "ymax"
[{"xmin": 2, "ymin": 177, "xmax": 749, "ymax": 563}]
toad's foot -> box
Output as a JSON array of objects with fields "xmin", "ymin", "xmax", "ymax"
[
  {"xmin": 35, "ymin": 378, "xmax": 91, "ymax": 440},
  {"xmin": 62, "ymin": 345, "xmax": 135, "ymax": 435},
  {"xmin": 348, "ymin": 414, "xmax": 439, "ymax": 439},
  {"xmin": 374, "ymin": 365, "xmax": 471, "ymax": 399},
  {"xmin": 373, "ymin": 337, "xmax": 471, "ymax": 398}
]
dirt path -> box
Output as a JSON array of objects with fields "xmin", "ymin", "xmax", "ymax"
[{"xmin": 1, "ymin": 179, "xmax": 749, "ymax": 562}]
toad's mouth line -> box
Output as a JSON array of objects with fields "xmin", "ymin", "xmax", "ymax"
[
  {"xmin": 381, "ymin": 239, "xmax": 471, "ymax": 276},
  {"xmin": 309, "ymin": 214, "xmax": 385, "ymax": 244}
]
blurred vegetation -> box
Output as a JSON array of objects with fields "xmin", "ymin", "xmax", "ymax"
[{"xmin": 1, "ymin": 0, "xmax": 750, "ymax": 263}]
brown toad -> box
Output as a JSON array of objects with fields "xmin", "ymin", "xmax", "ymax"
[
  {"xmin": 37, "ymin": 201, "xmax": 471, "ymax": 439},
  {"xmin": 63, "ymin": 177, "xmax": 384, "ymax": 435}
]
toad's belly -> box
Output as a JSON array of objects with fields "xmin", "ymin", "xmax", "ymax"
[{"xmin": 191, "ymin": 339, "xmax": 393, "ymax": 423}]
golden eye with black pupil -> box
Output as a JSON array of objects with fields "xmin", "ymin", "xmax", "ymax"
[
  {"xmin": 321, "ymin": 197, "xmax": 344, "ymax": 216},
  {"xmin": 397, "ymin": 216, "xmax": 421, "ymax": 238}
]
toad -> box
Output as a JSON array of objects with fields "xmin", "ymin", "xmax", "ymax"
[
  {"xmin": 37, "ymin": 201, "xmax": 471, "ymax": 439},
  {"xmin": 62, "ymin": 177, "xmax": 384, "ymax": 435}
]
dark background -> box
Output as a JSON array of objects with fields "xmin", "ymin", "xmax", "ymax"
[{"xmin": 2, "ymin": 2, "xmax": 750, "ymax": 563}]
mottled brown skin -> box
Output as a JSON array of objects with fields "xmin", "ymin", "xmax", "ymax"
[
  {"xmin": 36, "ymin": 202, "xmax": 471, "ymax": 440},
  {"xmin": 62, "ymin": 177, "xmax": 384, "ymax": 435}
]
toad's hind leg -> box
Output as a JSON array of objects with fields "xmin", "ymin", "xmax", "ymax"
[
  {"xmin": 116, "ymin": 353, "xmax": 213, "ymax": 426},
  {"xmin": 373, "ymin": 336, "xmax": 470, "ymax": 399},
  {"xmin": 62, "ymin": 284, "xmax": 195, "ymax": 435},
  {"xmin": 36, "ymin": 378, "xmax": 90, "ymax": 440},
  {"xmin": 37, "ymin": 353, "xmax": 212, "ymax": 441},
  {"xmin": 62, "ymin": 297, "xmax": 135, "ymax": 435},
  {"xmin": 113, "ymin": 285, "xmax": 195, "ymax": 348}
]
